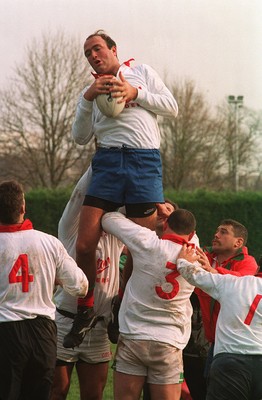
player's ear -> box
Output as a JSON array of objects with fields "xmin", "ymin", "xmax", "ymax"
[
  {"xmin": 112, "ymin": 45, "xmax": 117, "ymax": 57},
  {"xmin": 188, "ymin": 231, "xmax": 195, "ymax": 241},
  {"xmin": 21, "ymin": 198, "xmax": 26, "ymax": 217},
  {"xmin": 234, "ymin": 237, "xmax": 244, "ymax": 249}
]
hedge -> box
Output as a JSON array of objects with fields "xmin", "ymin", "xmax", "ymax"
[
  {"xmin": 25, "ymin": 187, "xmax": 72, "ymax": 238},
  {"xmin": 165, "ymin": 189, "xmax": 262, "ymax": 261},
  {"xmin": 25, "ymin": 188, "xmax": 262, "ymax": 262}
]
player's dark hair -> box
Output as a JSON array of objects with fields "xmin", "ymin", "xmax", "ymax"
[
  {"xmin": 0, "ymin": 180, "xmax": 24, "ymax": 224},
  {"xmin": 165, "ymin": 198, "xmax": 179, "ymax": 211},
  {"xmin": 86, "ymin": 30, "xmax": 117, "ymax": 49},
  {"xmin": 220, "ymin": 218, "xmax": 248, "ymax": 246},
  {"xmin": 167, "ymin": 209, "xmax": 196, "ymax": 235}
]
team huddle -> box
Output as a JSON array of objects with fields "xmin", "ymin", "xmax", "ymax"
[{"xmin": 0, "ymin": 30, "xmax": 261, "ymax": 400}]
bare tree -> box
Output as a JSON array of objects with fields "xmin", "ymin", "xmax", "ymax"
[
  {"xmin": 247, "ymin": 110, "xmax": 262, "ymax": 190},
  {"xmin": 217, "ymin": 103, "xmax": 259, "ymax": 190},
  {"xmin": 160, "ymin": 80, "xmax": 224, "ymax": 191},
  {"xmin": 0, "ymin": 31, "xmax": 94, "ymax": 188},
  {"xmin": 160, "ymin": 79, "xmax": 260, "ymax": 191}
]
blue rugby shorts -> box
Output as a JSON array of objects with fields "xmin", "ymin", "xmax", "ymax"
[{"xmin": 87, "ymin": 147, "xmax": 164, "ymax": 204}]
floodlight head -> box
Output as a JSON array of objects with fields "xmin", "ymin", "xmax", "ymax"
[
  {"xmin": 228, "ymin": 95, "xmax": 236, "ymax": 103},
  {"xmin": 228, "ymin": 95, "xmax": 244, "ymax": 106},
  {"xmin": 237, "ymin": 95, "xmax": 244, "ymax": 103}
]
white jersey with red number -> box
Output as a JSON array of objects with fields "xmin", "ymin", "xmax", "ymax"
[
  {"xmin": 0, "ymin": 221, "xmax": 88, "ymax": 322},
  {"xmin": 177, "ymin": 259, "xmax": 262, "ymax": 356},
  {"xmin": 72, "ymin": 63, "xmax": 178, "ymax": 149},
  {"xmin": 102, "ymin": 212, "xmax": 199, "ymax": 349},
  {"xmin": 53, "ymin": 167, "xmax": 124, "ymax": 320}
]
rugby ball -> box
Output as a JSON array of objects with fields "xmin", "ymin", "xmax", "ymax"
[{"xmin": 96, "ymin": 92, "xmax": 125, "ymax": 118}]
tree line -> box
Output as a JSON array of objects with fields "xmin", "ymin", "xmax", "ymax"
[{"xmin": 0, "ymin": 32, "xmax": 261, "ymax": 191}]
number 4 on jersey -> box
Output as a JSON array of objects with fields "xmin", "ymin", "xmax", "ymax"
[{"xmin": 9, "ymin": 254, "xmax": 34, "ymax": 292}]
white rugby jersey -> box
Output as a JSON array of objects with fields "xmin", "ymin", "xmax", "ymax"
[
  {"xmin": 102, "ymin": 212, "xmax": 198, "ymax": 349},
  {"xmin": 0, "ymin": 220, "xmax": 88, "ymax": 322},
  {"xmin": 53, "ymin": 167, "xmax": 124, "ymax": 321},
  {"xmin": 72, "ymin": 62, "xmax": 178, "ymax": 149},
  {"xmin": 177, "ymin": 259, "xmax": 262, "ymax": 356}
]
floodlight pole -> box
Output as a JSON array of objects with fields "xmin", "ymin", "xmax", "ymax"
[{"xmin": 227, "ymin": 95, "xmax": 244, "ymax": 191}]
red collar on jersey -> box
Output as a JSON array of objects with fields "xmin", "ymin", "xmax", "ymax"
[
  {"xmin": 204, "ymin": 246, "xmax": 248, "ymax": 267},
  {"xmin": 161, "ymin": 233, "xmax": 195, "ymax": 247},
  {"xmin": 0, "ymin": 219, "xmax": 33, "ymax": 232},
  {"xmin": 91, "ymin": 58, "xmax": 135, "ymax": 79}
]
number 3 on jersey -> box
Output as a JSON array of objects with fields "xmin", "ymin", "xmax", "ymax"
[
  {"xmin": 9, "ymin": 254, "xmax": 34, "ymax": 292},
  {"xmin": 155, "ymin": 261, "xmax": 180, "ymax": 299}
]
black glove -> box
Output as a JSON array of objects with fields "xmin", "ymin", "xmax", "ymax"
[{"xmin": 107, "ymin": 294, "xmax": 122, "ymax": 344}]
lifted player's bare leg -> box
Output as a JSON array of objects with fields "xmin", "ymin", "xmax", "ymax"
[{"xmin": 63, "ymin": 206, "xmax": 104, "ymax": 349}]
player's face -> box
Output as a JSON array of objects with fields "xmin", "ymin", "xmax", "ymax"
[
  {"xmin": 165, "ymin": 203, "xmax": 175, "ymax": 215},
  {"xmin": 212, "ymin": 224, "xmax": 241, "ymax": 254},
  {"xmin": 84, "ymin": 36, "xmax": 119, "ymax": 75},
  {"xmin": 156, "ymin": 203, "xmax": 175, "ymax": 237}
]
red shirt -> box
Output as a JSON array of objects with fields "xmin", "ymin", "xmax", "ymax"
[{"xmin": 195, "ymin": 246, "xmax": 258, "ymax": 342}]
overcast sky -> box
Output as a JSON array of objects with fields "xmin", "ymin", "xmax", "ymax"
[{"xmin": 0, "ymin": 0, "xmax": 261, "ymax": 110}]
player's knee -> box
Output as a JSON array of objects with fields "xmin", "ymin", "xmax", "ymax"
[
  {"xmin": 76, "ymin": 238, "xmax": 98, "ymax": 255},
  {"xmin": 125, "ymin": 203, "xmax": 157, "ymax": 218},
  {"xmin": 131, "ymin": 215, "xmax": 157, "ymax": 231},
  {"xmin": 75, "ymin": 225, "xmax": 102, "ymax": 255},
  {"xmin": 50, "ymin": 384, "xmax": 70, "ymax": 400}
]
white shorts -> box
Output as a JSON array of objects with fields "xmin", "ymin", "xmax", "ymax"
[
  {"xmin": 114, "ymin": 335, "xmax": 184, "ymax": 385},
  {"xmin": 55, "ymin": 311, "xmax": 112, "ymax": 364}
]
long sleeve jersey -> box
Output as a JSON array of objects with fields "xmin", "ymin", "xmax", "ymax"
[
  {"xmin": 0, "ymin": 220, "xmax": 88, "ymax": 322},
  {"xmin": 53, "ymin": 167, "xmax": 124, "ymax": 321},
  {"xmin": 102, "ymin": 212, "xmax": 199, "ymax": 349},
  {"xmin": 72, "ymin": 63, "xmax": 178, "ymax": 149},
  {"xmin": 194, "ymin": 246, "xmax": 258, "ymax": 342},
  {"xmin": 177, "ymin": 259, "xmax": 262, "ymax": 357}
]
